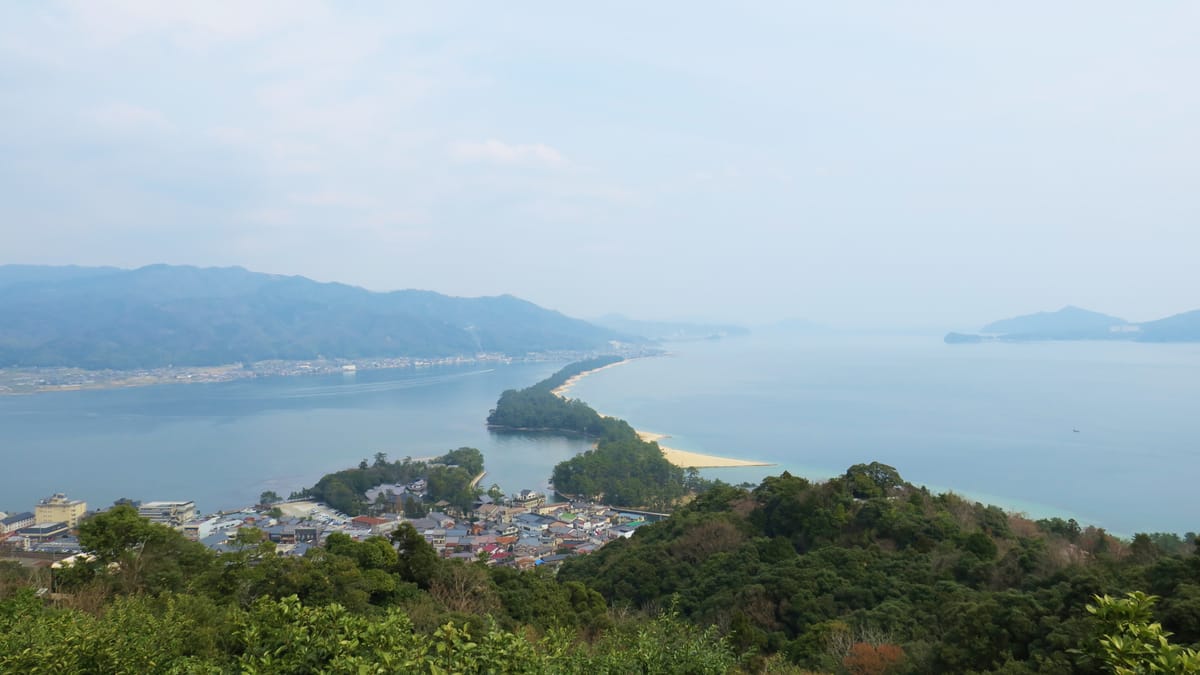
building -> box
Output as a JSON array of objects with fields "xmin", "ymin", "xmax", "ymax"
[
  {"xmin": 512, "ymin": 489, "xmax": 546, "ymax": 508},
  {"xmin": 0, "ymin": 511, "xmax": 35, "ymax": 535},
  {"xmin": 18, "ymin": 521, "xmax": 70, "ymax": 542},
  {"xmin": 35, "ymin": 493, "xmax": 87, "ymax": 528},
  {"xmin": 138, "ymin": 501, "xmax": 197, "ymax": 528}
]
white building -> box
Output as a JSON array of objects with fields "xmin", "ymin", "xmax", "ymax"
[{"xmin": 138, "ymin": 501, "xmax": 197, "ymax": 528}]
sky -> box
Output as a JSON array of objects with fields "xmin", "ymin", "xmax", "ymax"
[{"xmin": 1, "ymin": 2, "xmax": 1197, "ymax": 330}]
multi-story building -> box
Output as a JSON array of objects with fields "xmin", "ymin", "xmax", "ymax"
[
  {"xmin": 138, "ymin": 501, "xmax": 197, "ymax": 528},
  {"xmin": 0, "ymin": 511, "xmax": 35, "ymax": 535},
  {"xmin": 35, "ymin": 493, "xmax": 87, "ymax": 528}
]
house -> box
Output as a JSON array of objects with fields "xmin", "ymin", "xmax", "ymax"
[{"xmin": 512, "ymin": 490, "xmax": 545, "ymax": 508}]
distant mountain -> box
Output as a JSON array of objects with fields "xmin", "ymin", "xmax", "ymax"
[
  {"xmin": 1138, "ymin": 309, "xmax": 1200, "ymax": 342},
  {"xmin": 979, "ymin": 306, "xmax": 1131, "ymax": 339},
  {"xmin": 946, "ymin": 305, "xmax": 1200, "ymax": 344},
  {"xmin": 0, "ymin": 265, "xmax": 639, "ymax": 369},
  {"xmin": 0, "ymin": 264, "xmax": 122, "ymax": 289},
  {"xmin": 590, "ymin": 314, "xmax": 749, "ymax": 341}
]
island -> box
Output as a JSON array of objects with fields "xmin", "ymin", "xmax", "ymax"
[{"xmin": 944, "ymin": 305, "xmax": 1200, "ymax": 343}]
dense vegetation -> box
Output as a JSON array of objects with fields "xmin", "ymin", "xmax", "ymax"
[
  {"xmin": 0, "ymin": 264, "xmax": 635, "ymax": 369},
  {"xmin": 486, "ymin": 355, "xmax": 626, "ymax": 434},
  {"xmin": 560, "ymin": 463, "xmax": 1200, "ymax": 673},
  {"xmin": 3, "ymin": 465, "xmax": 1197, "ymax": 672},
  {"xmin": 0, "ymin": 505, "xmax": 738, "ymax": 673},
  {"xmin": 488, "ymin": 358, "xmax": 692, "ymax": 509},
  {"xmin": 292, "ymin": 448, "xmax": 485, "ymax": 515},
  {"xmin": 552, "ymin": 437, "xmax": 688, "ymax": 511}
]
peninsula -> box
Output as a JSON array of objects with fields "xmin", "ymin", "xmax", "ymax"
[{"xmin": 484, "ymin": 357, "xmax": 768, "ymax": 478}]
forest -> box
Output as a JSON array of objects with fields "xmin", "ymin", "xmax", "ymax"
[
  {"xmin": 3, "ymin": 465, "xmax": 1197, "ymax": 672},
  {"xmin": 486, "ymin": 355, "xmax": 626, "ymax": 434},
  {"xmin": 487, "ymin": 357, "xmax": 693, "ymax": 509},
  {"xmin": 558, "ymin": 462, "xmax": 1200, "ymax": 673}
]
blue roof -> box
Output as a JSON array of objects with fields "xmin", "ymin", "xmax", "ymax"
[{"xmin": 2, "ymin": 512, "xmax": 34, "ymax": 525}]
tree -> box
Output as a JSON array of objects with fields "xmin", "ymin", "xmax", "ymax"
[
  {"xmin": 259, "ymin": 490, "xmax": 282, "ymax": 505},
  {"xmin": 391, "ymin": 523, "xmax": 439, "ymax": 588},
  {"xmin": 76, "ymin": 505, "xmax": 210, "ymax": 594},
  {"xmin": 1087, "ymin": 591, "xmax": 1200, "ymax": 673}
]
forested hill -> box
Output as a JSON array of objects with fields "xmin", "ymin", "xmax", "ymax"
[
  {"xmin": 0, "ymin": 265, "xmax": 639, "ymax": 369},
  {"xmin": 559, "ymin": 463, "xmax": 1200, "ymax": 672}
]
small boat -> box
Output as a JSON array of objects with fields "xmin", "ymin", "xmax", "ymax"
[{"xmin": 1072, "ymin": 428, "xmax": 1080, "ymax": 433}]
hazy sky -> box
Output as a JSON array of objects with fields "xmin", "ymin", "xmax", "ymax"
[{"xmin": 2, "ymin": 2, "xmax": 1197, "ymax": 329}]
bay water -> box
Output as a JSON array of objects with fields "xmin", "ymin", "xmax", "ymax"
[
  {"xmin": 2, "ymin": 333, "xmax": 1197, "ymax": 535},
  {"xmin": 568, "ymin": 333, "xmax": 1200, "ymax": 536}
]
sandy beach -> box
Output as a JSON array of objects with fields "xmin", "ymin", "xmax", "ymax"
[
  {"xmin": 550, "ymin": 360, "xmax": 631, "ymax": 398},
  {"xmin": 552, "ymin": 360, "xmax": 774, "ymax": 469},
  {"xmin": 637, "ymin": 431, "xmax": 774, "ymax": 468}
]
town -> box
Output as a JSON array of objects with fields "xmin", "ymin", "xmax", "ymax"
[{"xmin": 0, "ymin": 479, "xmax": 659, "ymax": 575}]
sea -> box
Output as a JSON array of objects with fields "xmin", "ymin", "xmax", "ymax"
[{"xmin": 2, "ymin": 332, "xmax": 1197, "ymax": 535}]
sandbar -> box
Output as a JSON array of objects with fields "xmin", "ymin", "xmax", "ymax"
[
  {"xmin": 552, "ymin": 359, "xmax": 774, "ymax": 469},
  {"xmin": 551, "ymin": 360, "xmax": 631, "ymax": 398},
  {"xmin": 637, "ymin": 431, "xmax": 774, "ymax": 469}
]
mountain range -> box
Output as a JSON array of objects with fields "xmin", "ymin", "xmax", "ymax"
[
  {"xmin": 945, "ymin": 305, "xmax": 1200, "ymax": 343},
  {"xmin": 0, "ymin": 265, "xmax": 640, "ymax": 370}
]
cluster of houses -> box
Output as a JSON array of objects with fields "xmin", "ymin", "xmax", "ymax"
[
  {"xmin": 181, "ymin": 486, "xmax": 653, "ymax": 570},
  {"xmin": 4, "ymin": 483, "xmax": 655, "ymax": 573}
]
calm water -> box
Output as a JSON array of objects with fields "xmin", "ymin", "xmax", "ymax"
[
  {"xmin": 0, "ymin": 361, "xmax": 591, "ymax": 515},
  {"xmin": 568, "ymin": 333, "xmax": 1200, "ymax": 535},
  {"xmin": 2, "ymin": 334, "xmax": 1197, "ymax": 535}
]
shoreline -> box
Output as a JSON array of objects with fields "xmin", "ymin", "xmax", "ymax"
[
  {"xmin": 636, "ymin": 431, "xmax": 774, "ymax": 469},
  {"xmin": 550, "ymin": 359, "xmax": 633, "ymax": 398},
  {"xmin": 551, "ymin": 358, "xmax": 775, "ymax": 470}
]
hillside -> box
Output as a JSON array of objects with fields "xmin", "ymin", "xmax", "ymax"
[
  {"xmin": 947, "ymin": 305, "xmax": 1200, "ymax": 343},
  {"xmin": 558, "ymin": 463, "xmax": 1200, "ymax": 672},
  {"xmin": 980, "ymin": 305, "xmax": 1130, "ymax": 338},
  {"xmin": 1139, "ymin": 309, "xmax": 1200, "ymax": 342},
  {"xmin": 0, "ymin": 265, "xmax": 638, "ymax": 369}
]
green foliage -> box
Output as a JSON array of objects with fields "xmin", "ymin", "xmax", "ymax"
[
  {"xmin": 297, "ymin": 448, "xmax": 483, "ymax": 516},
  {"xmin": 552, "ymin": 437, "xmax": 687, "ymax": 509},
  {"xmin": 1087, "ymin": 591, "xmax": 1200, "ymax": 674},
  {"xmin": 561, "ymin": 466, "xmax": 1200, "ymax": 673},
  {"xmin": 486, "ymin": 356, "xmax": 627, "ymax": 435}
]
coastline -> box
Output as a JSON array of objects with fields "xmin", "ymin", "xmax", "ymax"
[
  {"xmin": 550, "ymin": 359, "xmax": 632, "ymax": 398},
  {"xmin": 636, "ymin": 431, "xmax": 774, "ymax": 469},
  {"xmin": 551, "ymin": 358, "xmax": 775, "ymax": 470}
]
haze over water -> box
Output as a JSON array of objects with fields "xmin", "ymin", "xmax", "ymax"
[
  {"xmin": 2, "ymin": 333, "xmax": 1197, "ymax": 536},
  {"xmin": 568, "ymin": 334, "xmax": 1200, "ymax": 536}
]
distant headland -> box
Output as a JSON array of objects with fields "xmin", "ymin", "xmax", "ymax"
[{"xmin": 945, "ymin": 305, "xmax": 1200, "ymax": 344}]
